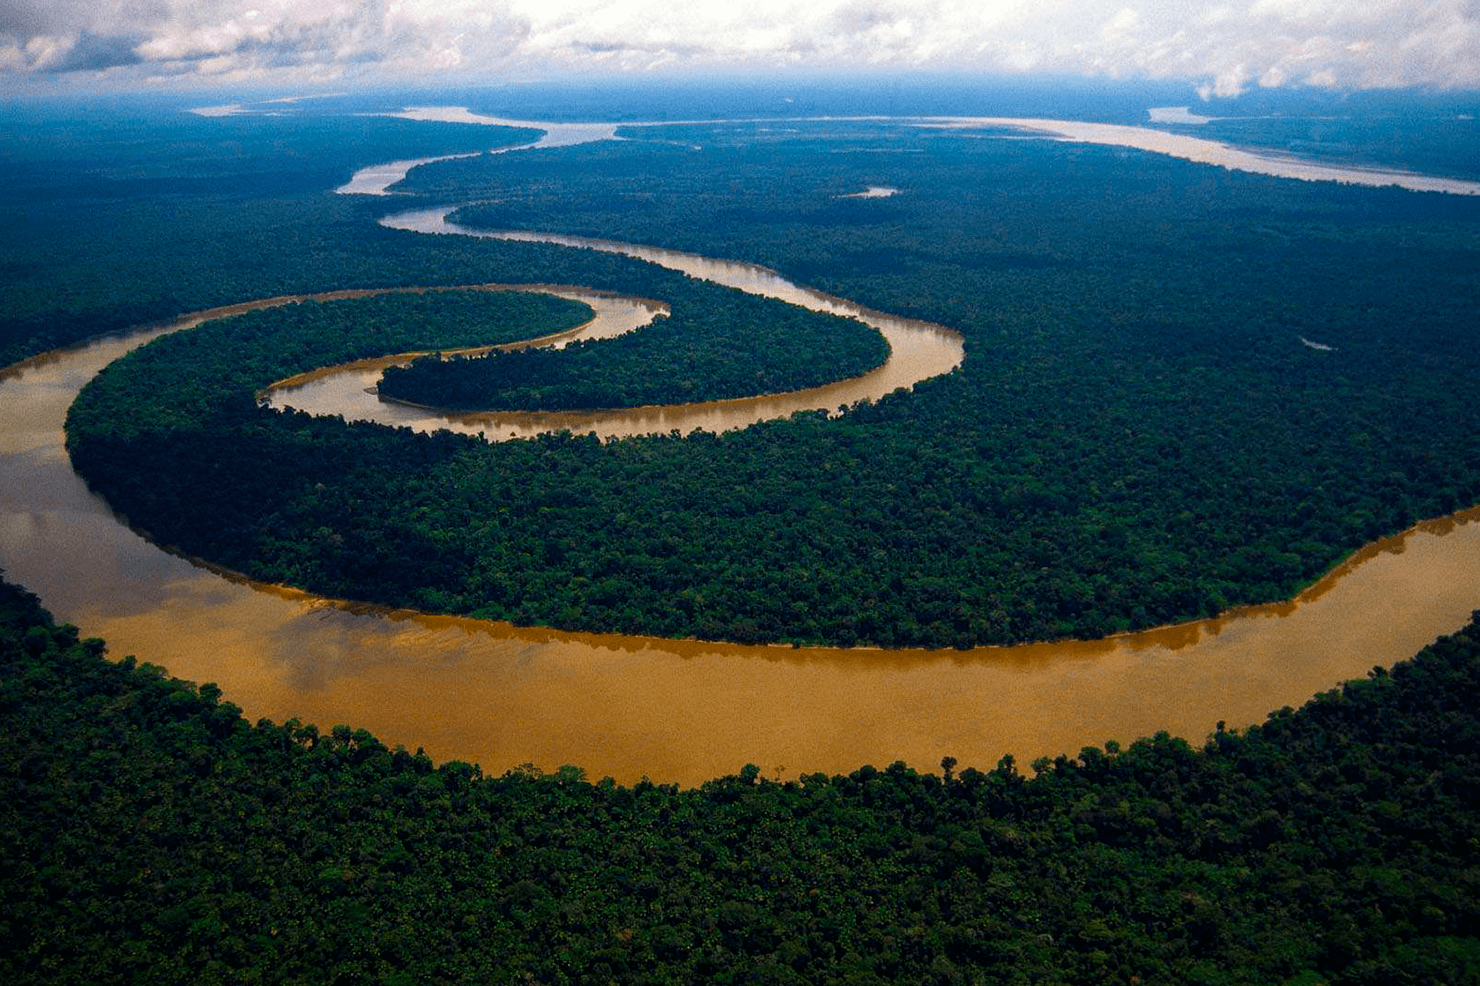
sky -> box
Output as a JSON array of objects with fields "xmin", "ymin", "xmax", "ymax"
[{"xmin": 2, "ymin": 0, "xmax": 1477, "ymax": 98}]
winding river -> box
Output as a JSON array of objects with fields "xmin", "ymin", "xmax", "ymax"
[
  {"xmin": 264, "ymin": 208, "xmax": 965, "ymax": 441},
  {"xmin": 5, "ymin": 275, "xmax": 1480, "ymax": 786},
  {"xmin": 3, "ymin": 113, "xmax": 1478, "ymax": 785}
]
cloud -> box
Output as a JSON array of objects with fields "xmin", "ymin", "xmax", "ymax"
[
  {"xmin": 1, "ymin": 0, "xmax": 530, "ymax": 80},
  {"xmin": 1, "ymin": 0, "xmax": 1477, "ymax": 94},
  {"xmin": 46, "ymin": 31, "xmax": 145, "ymax": 71}
]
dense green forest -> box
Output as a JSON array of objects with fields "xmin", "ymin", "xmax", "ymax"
[
  {"xmin": 0, "ymin": 111, "xmax": 539, "ymax": 368},
  {"xmin": 62, "ymin": 123, "xmax": 1480, "ymax": 646},
  {"xmin": 4, "ymin": 573, "xmax": 1479, "ymax": 984},
  {"xmin": 377, "ymin": 291, "xmax": 886, "ymax": 411},
  {"xmin": 7, "ymin": 92, "xmax": 1480, "ymax": 986},
  {"xmin": 66, "ymin": 289, "xmax": 594, "ymax": 438}
]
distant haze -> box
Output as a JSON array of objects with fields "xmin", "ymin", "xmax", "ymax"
[{"xmin": 3, "ymin": 0, "xmax": 1478, "ymax": 97}]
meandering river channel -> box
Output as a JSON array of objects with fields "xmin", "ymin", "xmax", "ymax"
[
  {"xmin": 263, "ymin": 208, "xmax": 965, "ymax": 440},
  {"xmin": 4, "ymin": 277, "xmax": 1479, "ymax": 784},
  {"xmin": 3, "ymin": 114, "xmax": 1478, "ymax": 784}
]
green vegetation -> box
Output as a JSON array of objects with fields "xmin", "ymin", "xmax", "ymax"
[
  {"xmin": 1192, "ymin": 112, "xmax": 1480, "ymax": 183},
  {"xmin": 6, "ymin": 109, "xmax": 1477, "ymax": 646},
  {"xmin": 378, "ymin": 291, "xmax": 886, "ymax": 411},
  {"xmin": 8, "ymin": 94, "xmax": 1480, "ymax": 986},
  {"xmin": 0, "ymin": 111, "xmax": 539, "ymax": 368},
  {"xmin": 65, "ymin": 126, "xmax": 1480, "ymax": 646},
  {"xmin": 67, "ymin": 289, "xmax": 594, "ymax": 446},
  {"xmin": 4, "ymin": 574, "xmax": 1480, "ymax": 984}
]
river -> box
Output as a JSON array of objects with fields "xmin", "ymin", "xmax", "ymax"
[
  {"xmin": 263, "ymin": 208, "xmax": 965, "ymax": 441},
  {"xmin": 926, "ymin": 117, "xmax": 1480, "ymax": 195},
  {"xmin": 4, "ymin": 269, "xmax": 1479, "ymax": 785},
  {"xmin": 334, "ymin": 107, "xmax": 1480, "ymax": 198},
  {"xmin": 5, "ymin": 112, "xmax": 1479, "ymax": 785}
]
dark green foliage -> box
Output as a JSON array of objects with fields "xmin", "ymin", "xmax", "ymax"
[
  {"xmin": 3, "ymin": 574, "xmax": 1480, "ymax": 984},
  {"xmin": 11, "ymin": 93, "xmax": 1480, "ymax": 986},
  {"xmin": 64, "ymin": 128, "xmax": 1480, "ymax": 646},
  {"xmin": 20, "ymin": 113, "xmax": 1480, "ymax": 646},
  {"xmin": 1192, "ymin": 113, "xmax": 1480, "ymax": 183},
  {"xmin": 0, "ymin": 112, "xmax": 543, "ymax": 369},
  {"xmin": 378, "ymin": 289, "xmax": 886, "ymax": 411},
  {"xmin": 66, "ymin": 289, "xmax": 594, "ymax": 443}
]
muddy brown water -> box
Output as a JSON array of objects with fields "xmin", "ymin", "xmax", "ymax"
[
  {"xmin": 264, "ymin": 208, "xmax": 965, "ymax": 441},
  {"xmin": 4, "ymin": 272, "xmax": 1478, "ymax": 785}
]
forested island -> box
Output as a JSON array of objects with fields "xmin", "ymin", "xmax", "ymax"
[
  {"xmin": 64, "ymin": 287, "xmax": 595, "ymax": 438},
  {"xmin": 63, "ymin": 127, "xmax": 1480, "ymax": 646},
  {"xmin": 4, "ymin": 574, "xmax": 1479, "ymax": 984},
  {"xmin": 376, "ymin": 289, "xmax": 887, "ymax": 411}
]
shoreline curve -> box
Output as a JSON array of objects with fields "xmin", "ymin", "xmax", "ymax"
[
  {"xmin": 45, "ymin": 283, "xmax": 1479, "ymax": 655},
  {"xmin": 7, "ymin": 286, "xmax": 1480, "ymax": 782}
]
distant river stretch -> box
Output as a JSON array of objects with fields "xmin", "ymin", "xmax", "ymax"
[
  {"xmin": 336, "ymin": 107, "xmax": 1480, "ymax": 197},
  {"xmin": 2, "ymin": 114, "xmax": 1478, "ymax": 786}
]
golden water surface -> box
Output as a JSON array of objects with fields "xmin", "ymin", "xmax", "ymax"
[
  {"xmin": 264, "ymin": 209, "xmax": 965, "ymax": 440},
  {"xmin": 4, "ymin": 270, "xmax": 1478, "ymax": 785}
]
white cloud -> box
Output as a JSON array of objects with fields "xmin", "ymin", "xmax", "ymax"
[
  {"xmin": 1, "ymin": 0, "xmax": 1477, "ymax": 93},
  {"xmin": 1103, "ymin": 7, "xmax": 1142, "ymax": 37}
]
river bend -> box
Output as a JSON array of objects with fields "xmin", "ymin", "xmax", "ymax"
[
  {"xmin": 4, "ymin": 295, "xmax": 1479, "ymax": 786},
  {"xmin": 4, "ymin": 117, "xmax": 1480, "ymax": 783},
  {"xmin": 263, "ymin": 208, "xmax": 964, "ymax": 441}
]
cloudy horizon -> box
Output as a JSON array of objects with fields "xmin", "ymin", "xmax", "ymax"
[{"xmin": 2, "ymin": 0, "xmax": 1478, "ymax": 99}]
